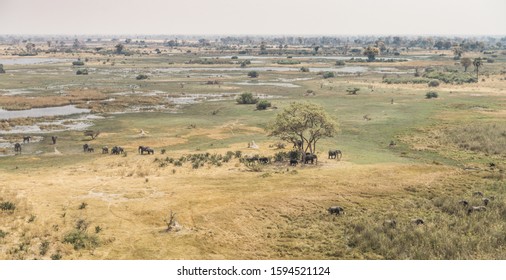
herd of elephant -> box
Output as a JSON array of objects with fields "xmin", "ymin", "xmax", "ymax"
[
  {"xmin": 82, "ymin": 144, "xmax": 153, "ymax": 155},
  {"xmin": 11, "ymin": 135, "xmax": 154, "ymax": 156},
  {"xmin": 288, "ymin": 150, "xmax": 342, "ymax": 166},
  {"xmin": 13, "ymin": 136, "xmax": 342, "ymax": 165}
]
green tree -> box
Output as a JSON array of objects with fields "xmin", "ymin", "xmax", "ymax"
[
  {"xmin": 473, "ymin": 58, "xmax": 483, "ymax": 80},
  {"xmin": 256, "ymin": 100, "xmax": 271, "ymax": 110},
  {"xmin": 460, "ymin": 57, "xmax": 472, "ymax": 72},
  {"xmin": 453, "ymin": 46, "xmax": 463, "ymax": 59},
  {"xmin": 268, "ymin": 102, "xmax": 338, "ymax": 155},
  {"xmin": 115, "ymin": 43, "xmax": 124, "ymax": 54},
  {"xmin": 236, "ymin": 92, "xmax": 258, "ymax": 104},
  {"xmin": 363, "ymin": 46, "xmax": 379, "ymax": 62}
]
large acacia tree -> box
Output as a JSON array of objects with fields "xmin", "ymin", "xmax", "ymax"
[{"xmin": 268, "ymin": 102, "xmax": 338, "ymax": 155}]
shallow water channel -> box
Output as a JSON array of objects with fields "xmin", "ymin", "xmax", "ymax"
[{"xmin": 0, "ymin": 105, "xmax": 91, "ymax": 120}]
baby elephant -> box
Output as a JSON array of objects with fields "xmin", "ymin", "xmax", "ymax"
[{"xmin": 328, "ymin": 206, "xmax": 344, "ymax": 215}]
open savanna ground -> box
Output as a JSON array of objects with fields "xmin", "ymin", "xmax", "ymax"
[{"xmin": 1, "ymin": 42, "xmax": 505, "ymax": 259}]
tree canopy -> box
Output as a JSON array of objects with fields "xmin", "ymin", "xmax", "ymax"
[
  {"xmin": 473, "ymin": 58, "xmax": 483, "ymax": 79},
  {"xmin": 460, "ymin": 57, "xmax": 472, "ymax": 72},
  {"xmin": 268, "ymin": 102, "xmax": 338, "ymax": 154},
  {"xmin": 363, "ymin": 46, "xmax": 379, "ymax": 62}
]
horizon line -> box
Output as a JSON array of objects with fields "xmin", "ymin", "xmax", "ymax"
[{"xmin": 1, "ymin": 33, "xmax": 505, "ymax": 37}]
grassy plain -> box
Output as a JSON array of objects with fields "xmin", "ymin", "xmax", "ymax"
[{"xmin": 0, "ymin": 45, "xmax": 505, "ymax": 259}]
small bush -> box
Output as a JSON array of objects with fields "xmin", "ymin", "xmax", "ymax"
[
  {"xmin": 63, "ymin": 229, "xmax": 99, "ymax": 250},
  {"xmin": 50, "ymin": 253, "xmax": 62, "ymax": 260},
  {"xmin": 0, "ymin": 201, "xmax": 15, "ymax": 211},
  {"xmin": 274, "ymin": 151, "xmax": 288, "ymax": 162},
  {"xmin": 95, "ymin": 226, "xmax": 102, "ymax": 234},
  {"xmin": 323, "ymin": 72, "xmax": 335, "ymax": 79},
  {"xmin": 234, "ymin": 151, "xmax": 242, "ymax": 158},
  {"xmin": 428, "ymin": 80, "xmax": 440, "ymax": 87},
  {"xmin": 300, "ymin": 67, "xmax": 310, "ymax": 72},
  {"xmin": 76, "ymin": 69, "xmax": 88, "ymax": 75},
  {"xmin": 78, "ymin": 202, "xmax": 88, "ymax": 210},
  {"xmin": 236, "ymin": 92, "xmax": 259, "ymax": 104},
  {"xmin": 72, "ymin": 60, "xmax": 84, "ymax": 66},
  {"xmin": 0, "ymin": 230, "xmax": 7, "ymax": 238},
  {"xmin": 39, "ymin": 241, "xmax": 50, "ymax": 256},
  {"xmin": 247, "ymin": 71, "xmax": 259, "ymax": 78},
  {"xmin": 231, "ymin": 56, "xmax": 238, "ymax": 59},
  {"xmin": 335, "ymin": 60, "xmax": 345, "ymax": 66},
  {"xmin": 136, "ymin": 74, "xmax": 148, "ymax": 80},
  {"xmin": 28, "ymin": 215, "xmax": 36, "ymax": 223},
  {"xmin": 256, "ymin": 100, "xmax": 271, "ymax": 110},
  {"xmin": 346, "ymin": 88, "xmax": 360, "ymax": 95},
  {"xmin": 426, "ymin": 91, "xmax": 439, "ymax": 99}
]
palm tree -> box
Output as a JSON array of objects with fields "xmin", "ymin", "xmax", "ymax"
[{"xmin": 473, "ymin": 58, "xmax": 483, "ymax": 80}]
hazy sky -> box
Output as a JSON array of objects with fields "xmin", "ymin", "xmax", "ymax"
[{"xmin": 0, "ymin": 0, "xmax": 504, "ymax": 35}]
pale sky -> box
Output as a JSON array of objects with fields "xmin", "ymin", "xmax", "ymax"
[{"xmin": 0, "ymin": 0, "xmax": 504, "ymax": 35}]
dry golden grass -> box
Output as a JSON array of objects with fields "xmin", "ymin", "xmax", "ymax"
[{"xmin": 0, "ymin": 151, "xmax": 461, "ymax": 259}]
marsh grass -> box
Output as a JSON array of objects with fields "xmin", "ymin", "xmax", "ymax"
[
  {"xmin": 444, "ymin": 123, "xmax": 506, "ymax": 156},
  {"xmin": 342, "ymin": 181, "xmax": 506, "ymax": 259}
]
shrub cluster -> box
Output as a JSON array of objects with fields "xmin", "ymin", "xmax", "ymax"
[
  {"xmin": 256, "ymin": 100, "xmax": 272, "ymax": 110},
  {"xmin": 423, "ymin": 71, "xmax": 477, "ymax": 84},
  {"xmin": 383, "ymin": 77, "xmax": 431, "ymax": 84},
  {"xmin": 236, "ymin": 92, "xmax": 259, "ymax": 104},
  {"xmin": 322, "ymin": 72, "xmax": 335, "ymax": 79},
  {"xmin": 425, "ymin": 91, "xmax": 439, "ymax": 99},
  {"xmin": 155, "ymin": 151, "xmax": 243, "ymax": 169},
  {"xmin": 76, "ymin": 69, "xmax": 88, "ymax": 75},
  {"xmin": 277, "ymin": 60, "xmax": 301, "ymax": 65},
  {"xmin": 428, "ymin": 80, "xmax": 440, "ymax": 87},
  {"xmin": 72, "ymin": 60, "xmax": 84, "ymax": 66},
  {"xmin": 0, "ymin": 201, "xmax": 15, "ymax": 211}
]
